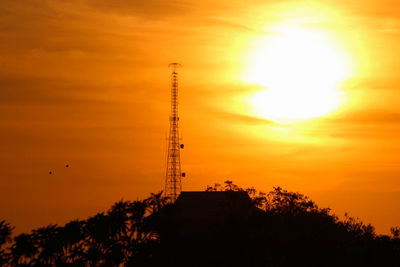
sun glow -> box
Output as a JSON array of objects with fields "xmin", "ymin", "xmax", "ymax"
[{"xmin": 244, "ymin": 25, "xmax": 352, "ymax": 124}]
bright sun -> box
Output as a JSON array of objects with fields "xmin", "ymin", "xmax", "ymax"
[{"xmin": 244, "ymin": 25, "xmax": 352, "ymax": 124}]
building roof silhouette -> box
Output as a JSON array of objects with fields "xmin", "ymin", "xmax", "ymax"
[
  {"xmin": 160, "ymin": 191, "xmax": 259, "ymax": 241},
  {"xmin": 174, "ymin": 191, "xmax": 253, "ymax": 220}
]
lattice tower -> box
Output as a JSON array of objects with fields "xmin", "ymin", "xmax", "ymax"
[{"xmin": 165, "ymin": 63, "xmax": 183, "ymax": 202}]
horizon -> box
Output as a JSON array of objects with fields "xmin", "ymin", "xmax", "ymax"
[{"xmin": 1, "ymin": 0, "xmax": 400, "ymax": 235}]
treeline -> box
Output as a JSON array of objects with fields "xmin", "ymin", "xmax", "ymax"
[
  {"xmin": 0, "ymin": 181, "xmax": 399, "ymax": 266},
  {"xmin": 0, "ymin": 192, "xmax": 167, "ymax": 266}
]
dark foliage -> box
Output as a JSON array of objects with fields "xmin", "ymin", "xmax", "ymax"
[
  {"xmin": 0, "ymin": 220, "xmax": 13, "ymax": 265},
  {"xmin": 2, "ymin": 192, "xmax": 168, "ymax": 266},
  {"xmin": 1, "ymin": 182, "xmax": 399, "ymax": 266}
]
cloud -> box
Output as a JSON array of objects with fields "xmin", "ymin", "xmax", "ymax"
[
  {"xmin": 210, "ymin": 110, "xmax": 277, "ymax": 125},
  {"xmin": 305, "ymin": 110, "xmax": 400, "ymax": 141},
  {"xmin": 333, "ymin": 0, "xmax": 400, "ymax": 18},
  {"xmin": 345, "ymin": 77, "xmax": 400, "ymax": 91},
  {"xmin": 87, "ymin": 0, "xmax": 191, "ymax": 19},
  {"xmin": 332, "ymin": 111, "xmax": 400, "ymax": 124},
  {"xmin": 0, "ymin": 75, "xmax": 121, "ymax": 106}
]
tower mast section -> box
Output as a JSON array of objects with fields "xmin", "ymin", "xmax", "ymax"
[{"xmin": 165, "ymin": 63, "xmax": 183, "ymax": 202}]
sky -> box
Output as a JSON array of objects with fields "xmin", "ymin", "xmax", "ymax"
[{"xmin": 1, "ymin": 0, "xmax": 400, "ymax": 234}]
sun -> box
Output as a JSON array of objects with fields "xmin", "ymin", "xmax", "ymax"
[{"xmin": 243, "ymin": 25, "xmax": 352, "ymax": 124}]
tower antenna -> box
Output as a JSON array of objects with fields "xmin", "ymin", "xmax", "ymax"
[{"xmin": 165, "ymin": 63, "xmax": 183, "ymax": 202}]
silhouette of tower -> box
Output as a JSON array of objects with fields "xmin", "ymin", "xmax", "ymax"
[{"xmin": 165, "ymin": 63, "xmax": 183, "ymax": 202}]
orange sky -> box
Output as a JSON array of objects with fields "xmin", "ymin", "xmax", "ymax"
[{"xmin": 1, "ymin": 0, "xmax": 400, "ymax": 234}]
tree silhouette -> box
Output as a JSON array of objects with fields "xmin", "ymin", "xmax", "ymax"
[
  {"xmin": 0, "ymin": 183, "xmax": 399, "ymax": 266},
  {"xmin": 391, "ymin": 226, "xmax": 400, "ymax": 239},
  {"xmin": 0, "ymin": 220, "xmax": 13, "ymax": 266},
  {"xmin": 10, "ymin": 232, "xmax": 37, "ymax": 266}
]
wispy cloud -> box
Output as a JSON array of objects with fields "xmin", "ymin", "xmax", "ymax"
[{"xmin": 88, "ymin": 0, "xmax": 192, "ymax": 18}]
